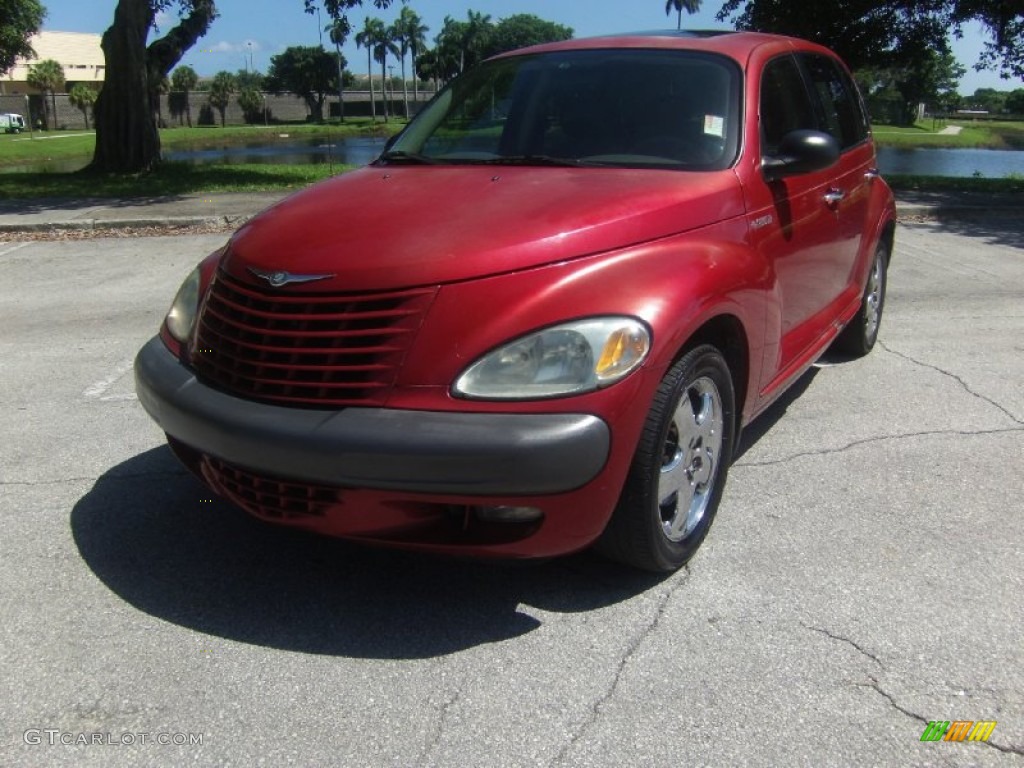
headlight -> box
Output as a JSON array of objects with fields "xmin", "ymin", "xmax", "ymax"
[
  {"xmin": 454, "ymin": 317, "xmax": 651, "ymax": 400},
  {"xmin": 165, "ymin": 267, "xmax": 201, "ymax": 343}
]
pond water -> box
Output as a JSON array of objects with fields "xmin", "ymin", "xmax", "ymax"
[
  {"xmin": 874, "ymin": 147, "xmax": 1024, "ymax": 178},
  {"xmin": 4, "ymin": 138, "xmax": 1023, "ymax": 178},
  {"xmin": 162, "ymin": 137, "xmax": 388, "ymax": 168},
  {"xmin": 162, "ymin": 142, "xmax": 1024, "ymax": 178}
]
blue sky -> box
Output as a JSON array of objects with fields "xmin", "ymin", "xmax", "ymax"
[{"xmin": 39, "ymin": 0, "xmax": 1017, "ymax": 94}]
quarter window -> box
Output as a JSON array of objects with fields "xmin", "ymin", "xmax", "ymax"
[{"xmin": 801, "ymin": 55, "xmax": 869, "ymax": 150}]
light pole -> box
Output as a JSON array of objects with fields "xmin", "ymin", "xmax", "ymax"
[{"xmin": 247, "ymin": 41, "xmax": 253, "ymax": 73}]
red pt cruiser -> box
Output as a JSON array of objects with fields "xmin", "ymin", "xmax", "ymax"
[{"xmin": 135, "ymin": 31, "xmax": 896, "ymax": 571}]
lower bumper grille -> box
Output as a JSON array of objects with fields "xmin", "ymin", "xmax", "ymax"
[{"xmin": 199, "ymin": 455, "xmax": 341, "ymax": 522}]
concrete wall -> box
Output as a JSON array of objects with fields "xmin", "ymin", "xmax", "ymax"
[{"xmin": 0, "ymin": 91, "xmax": 425, "ymax": 131}]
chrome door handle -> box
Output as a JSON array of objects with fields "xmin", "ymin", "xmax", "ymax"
[
  {"xmin": 864, "ymin": 168, "xmax": 880, "ymax": 180},
  {"xmin": 824, "ymin": 188, "xmax": 845, "ymax": 206}
]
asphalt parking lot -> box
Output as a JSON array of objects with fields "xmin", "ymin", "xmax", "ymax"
[{"xmin": 1, "ymin": 216, "xmax": 1022, "ymax": 767}]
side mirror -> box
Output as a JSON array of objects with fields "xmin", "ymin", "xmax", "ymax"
[{"xmin": 762, "ymin": 130, "xmax": 839, "ymax": 180}]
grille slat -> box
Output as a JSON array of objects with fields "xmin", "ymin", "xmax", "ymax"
[
  {"xmin": 201, "ymin": 455, "xmax": 339, "ymax": 520},
  {"xmin": 191, "ymin": 270, "xmax": 436, "ymax": 407}
]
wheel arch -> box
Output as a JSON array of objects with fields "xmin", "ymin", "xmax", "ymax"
[{"xmin": 670, "ymin": 313, "xmax": 750, "ymax": 440}]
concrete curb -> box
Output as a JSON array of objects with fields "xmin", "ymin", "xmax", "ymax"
[{"xmin": 0, "ymin": 214, "xmax": 253, "ymax": 234}]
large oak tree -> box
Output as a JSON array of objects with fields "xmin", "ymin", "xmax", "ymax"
[{"xmin": 91, "ymin": 0, "xmax": 392, "ymax": 174}]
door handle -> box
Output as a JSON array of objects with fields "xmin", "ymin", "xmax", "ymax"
[
  {"xmin": 864, "ymin": 168, "xmax": 880, "ymax": 180},
  {"xmin": 824, "ymin": 188, "xmax": 845, "ymax": 206}
]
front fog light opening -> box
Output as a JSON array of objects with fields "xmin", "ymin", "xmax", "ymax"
[{"xmin": 473, "ymin": 505, "xmax": 544, "ymax": 523}]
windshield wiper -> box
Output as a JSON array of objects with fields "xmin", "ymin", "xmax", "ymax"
[
  {"xmin": 478, "ymin": 154, "xmax": 589, "ymax": 167},
  {"xmin": 378, "ymin": 150, "xmax": 439, "ymax": 165}
]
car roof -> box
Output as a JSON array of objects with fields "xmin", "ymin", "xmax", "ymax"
[{"xmin": 493, "ymin": 30, "xmax": 835, "ymax": 66}]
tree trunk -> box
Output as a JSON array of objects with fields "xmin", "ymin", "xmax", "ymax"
[
  {"xmin": 335, "ymin": 40, "xmax": 345, "ymax": 122},
  {"xmin": 91, "ymin": 0, "xmax": 215, "ymax": 173},
  {"xmin": 185, "ymin": 90, "xmax": 192, "ymax": 128},
  {"xmin": 401, "ymin": 54, "xmax": 409, "ymax": 119},
  {"xmin": 411, "ymin": 43, "xmax": 419, "ymax": 111},
  {"xmin": 91, "ymin": 0, "xmax": 160, "ymax": 173},
  {"xmin": 380, "ymin": 57, "xmax": 388, "ymax": 122},
  {"xmin": 367, "ymin": 50, "xmax": 376, "ymax": 121},
  {"xmin": 50, "ymin": 91, "xmax": 57, "ymax": 130}
]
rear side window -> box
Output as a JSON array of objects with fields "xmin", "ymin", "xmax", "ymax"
[
  {"xmin": 800, "ymin": 54, "xmax": 869, "ymax": 150},
  {"xmin": 759, "ymin": 55, "xmax": 817, "ymax": 156}
]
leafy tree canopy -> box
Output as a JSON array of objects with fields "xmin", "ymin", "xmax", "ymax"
[
  {"xmin": 481, "ymin": 14, "xmax": 574, "ymax": 59},
  {"xmin": 0, "ymin": 0, "xmax": 45, "ymax": 76},
  {"xmin": 716, "ymin": 0, "xmax": 1023, "ymax": 79},
  {"xmin": 265, "ymin": 45, "xmax": 343, "ymax": 121}
]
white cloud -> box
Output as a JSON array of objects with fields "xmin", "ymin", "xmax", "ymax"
[{"xmin": 198, "ymin": 40, "xmax": 264, "ymax": 54}]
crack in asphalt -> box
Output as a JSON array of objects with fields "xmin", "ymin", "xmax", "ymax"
[
  {"xmin": 419, "ymin": 678, "xmax": 463, "ymax": 766},
  {"xmin": 858, "ymin": 676, "xmax": 1024, "ymax": 757},
  {"xmin": 802, "ymin": 623, "xmax": 884, "ymax": 668},
  {"xmin": 879, "ymin": 341, "xmax": 1023, "ymax": 426},
  {"xmin": 734, "ymin": 426, "xmax": 1024, "ymax": 468},
  {"xmin": 550, "ymin": 565, "xmax": 691, "ymax": 767}
]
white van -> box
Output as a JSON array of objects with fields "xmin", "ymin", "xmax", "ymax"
[{"xmin": 1, "ymin": 113, "xmax": 26, "ymax": 133}]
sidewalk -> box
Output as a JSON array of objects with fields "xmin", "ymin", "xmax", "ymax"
[
  {"xmin": 0, "ymin": 187, "xmax": 1019, "ymax": 235},
  {"xmin": 0, "ymin": 191, "xmax": 290, "ymax": 234}
]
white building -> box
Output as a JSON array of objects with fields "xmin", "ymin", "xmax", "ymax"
[{"xmin": 1, "ymin": 31, "xmax": 105, "ymax": 94}]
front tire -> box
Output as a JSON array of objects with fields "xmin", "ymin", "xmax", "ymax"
[
  {"xmin": 598, "ymin": 345, "xmax": 736, "ymax": 572},
  {"xmin": 833, "ymin": 241, "xmax": 888, "ymax": 357}
]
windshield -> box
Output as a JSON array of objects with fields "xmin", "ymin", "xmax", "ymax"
[{"xmin": 386, "ymin": 49, "xmax": 741, "ymax": 170}]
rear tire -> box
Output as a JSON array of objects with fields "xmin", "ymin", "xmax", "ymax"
[
  {"xmin": 597, "ymin": 345, "xmax": 736, "ymax": 572},
  {"xmin": 833, "ymin": 241, "xmax": 888, "ymax": 357}
]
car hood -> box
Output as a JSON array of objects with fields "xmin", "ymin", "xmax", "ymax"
[{"xmin": 224, "ymin": 165, "xmax": 745, "ymax": 292}]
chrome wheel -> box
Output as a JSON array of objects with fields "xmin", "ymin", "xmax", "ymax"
[
  {"xmin": 863, "ymin": 250, "xmax": 885, "ymax": 343},
  {"xmin": 598, "ymin": 345, "xmax": 735, "ymax": 572},
  {"xmin": 831, "ymin": 240, "xmax": 889, "ymax": 358},
  {"xmin": 658, "ymin": 376, "xmax": 724, "ymax": 542}
]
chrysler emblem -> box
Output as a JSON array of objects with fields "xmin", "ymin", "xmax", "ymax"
[{"xmin": 248, "ymin": 268, "xmax": 335, "ymax": 288}]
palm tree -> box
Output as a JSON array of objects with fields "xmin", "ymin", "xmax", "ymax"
[
  {"xmin": 208, "ymin": 71, "xmax": 237, "ymax": 127},
  {"xmin": 26, "ymin": 59, "xmax": 64, "ymax": 131},
  {"xmin": 665, "ymin": 0, "xmax": 702, "ymax": 31},
  {"xmin": 373, "ymin": 26, "xmax": 400, "ymax": 122},
  {"xmin": 356, "ymin": 17, "xmax": 385, "ymax": 121},
  {"xmin": 171, "ymin": 66, "xmax": 199, "ymax": 127},
  {"xmin": 395, "ymin": 4, "xmax": 429, "ymax": 116},
  {"xmin": 461, "ymin": 10, "xmax": 492, "ymax": 74},
  {"xmin": 68, "ymin": 83, "xmax": 99, "ymax": 130},
  {"xmin": 325, "ymin": 16, "xmax": 352, "ymax": 121}
]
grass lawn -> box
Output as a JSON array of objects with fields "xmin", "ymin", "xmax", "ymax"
[
  {"xmin": 0, "ymin": 118, "xmax": 403, "ymax": 169},
  {"xmin": 0, "ymin": 162, "xmax": 347, "ymax": 200},
  {"xmin": 873, "ymin": 119, "xmax": 1024, "ymax": 149}
]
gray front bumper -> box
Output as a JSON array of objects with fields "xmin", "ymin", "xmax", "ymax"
[{"xmin": 134, "ymin": 337, "xmax": 610, "ymax": 495}]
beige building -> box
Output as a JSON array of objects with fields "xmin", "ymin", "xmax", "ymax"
[{"xmin": 1, "ymin": 31, "xmax": 104, "ymax": 94}]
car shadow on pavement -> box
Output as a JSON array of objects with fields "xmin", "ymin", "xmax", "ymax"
[
  {"xmin": 733, "ymin": 365, "xmax": 820, "ymax": 461},
  {"xmin": 902, "ymin": 211, "xmax": 1024, "ymax": 249},
  {"xmin": 70, "ymin": 446, "xmax": 668, "ymax": 659}
]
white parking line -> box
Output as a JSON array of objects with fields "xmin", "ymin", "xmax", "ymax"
[
  {"xmin": 0, "ymin": 243, "xmax": 30, "ymax": 258},
  {"xmin": 83, "ymin": 358, "xmax": 137, "ymax": 401}
]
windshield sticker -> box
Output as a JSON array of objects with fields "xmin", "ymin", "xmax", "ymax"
[{"xmin": 704, "ymin": 115, "xmax": 725, "ymax": 138}]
